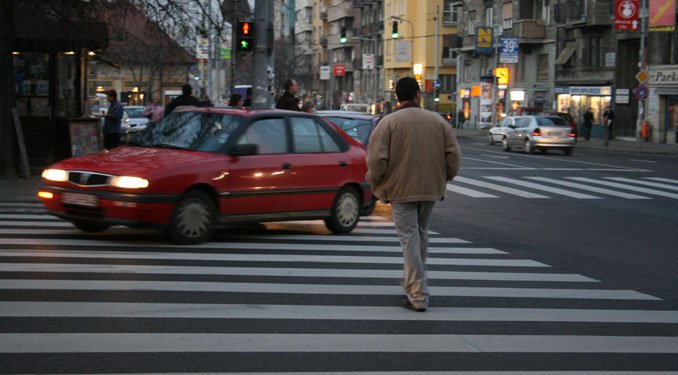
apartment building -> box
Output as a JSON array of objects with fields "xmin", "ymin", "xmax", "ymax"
[{"xmin": 382, "ymin": 0, "xmax": 460, "ymax": 112}]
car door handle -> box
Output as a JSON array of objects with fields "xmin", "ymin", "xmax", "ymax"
[
  {"xmin": 282, "ymin": 162, "xmax": 292, "ymax": 169},
  {"xmin": 338, "ymin": 161, "xmax": 347, "ymax": 167}
]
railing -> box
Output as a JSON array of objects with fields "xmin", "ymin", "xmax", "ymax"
[
  {"xmin": 513, "ymin": 19, "xmax": 545, "ymax": 39},
  {"xmin": 327, "ymin": 2, "xmax": 354, "ymax": 22}
]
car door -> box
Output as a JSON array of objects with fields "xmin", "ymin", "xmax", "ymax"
[
  {"xmin": 285, "ymin": 116, "xmax": 350, "ymax": 212},
  {"xmin": 511, "ymin": 117, "xmax": 529, "ymax": 143},
  {"xmin": 219, "ymin": 117, "xmax": 293, "ymax": 215}
]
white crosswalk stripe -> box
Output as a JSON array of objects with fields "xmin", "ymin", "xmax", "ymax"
[
  {"xmin": 442, "ymin": 175, "xmax": 678, "ymax": 200},
  {"xmin": 0, "ymin": 209, "xmax": 676, "ymax": 373}
]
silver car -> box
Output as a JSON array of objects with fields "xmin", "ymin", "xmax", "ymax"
[
  {"xmin": 502, "ymin": 115, "xmax": 576, "ymax": 155},
  {"xmin": 489, "ymin": 116, "xmax": 522, "ymax": 145}
]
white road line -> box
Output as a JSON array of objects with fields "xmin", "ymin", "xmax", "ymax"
[
  {"xmin": 463, "ymin": 157, "xmax": 536, "ymax": 169},
  {"xmin": 455, "ymin": 176, "xmax": 550, "ymax": 198},
  {"xmin": 484, "ymin": 177, "xmax": 602, "ymax": 199},
  {"xmin": 352, "ymin": 228, "xmax": 438, "ymax": 235},
  {"xmin": 644, "ymin": 177, "xmax": 678, "ymax": 184},
  {"xmin": 8, "ymin": 303, "xmax": 678, "ymax": 323},
  {"xmin": 525, "ymin": 177, "xmax": 651, "ymax": 199},
  {"xmin": 0, "ymin": 263, "xmax": 595, "ymax": 282},
  {"xmin": 0, "ymin": 250, "xmax": 548, "ymax": 267},
  {"xmin": 0, "ymin": 229, "xmax": 467, "ymax": 244},
  {"xmin": 630, "ymin": 159, "xmax": 657, "ymax": 163},
  {"xmin": 446, "ymin": 183, "xmax": 499, "ymax": 198},
  {"xmin": 0, "ymin": 202, "xmax": 42, "ymax": 208},
  {"xmin": 567, "ymin": 177, "xmax": 678, "ymax": 199},
  {"xmin": 604, "ymin": 177, "xmax": 678, "ymax": 192},
  {"xmin": 0, "ymin": 280, "xmax": 657, "ymax": 299},
  {"xmin": 480, "ymin": 154, "xmax": 510, "ymax": 159},
  {"xmin": 1, "ymin": 333, "xmax": 674, "ymax": 353},
  {"xmin": 0, "ymin": 220, "xmax": 73, "ymax": 227},
  {"xmin": 0, "ymin": 214, "xmax": 57, "ymax": 220}
]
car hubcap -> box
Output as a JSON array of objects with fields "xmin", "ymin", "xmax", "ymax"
[
  {"xmin": 337, "ymin": 193, "xmax": 358, "ymax": 227},
  {"xmin": 176, "ymin": 198, "xmax": 211, "ymax": 238}
]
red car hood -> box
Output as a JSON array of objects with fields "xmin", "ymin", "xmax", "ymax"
[{"xmin": 50, "ymin": 146, "xmax": 220, "ymax": 177}]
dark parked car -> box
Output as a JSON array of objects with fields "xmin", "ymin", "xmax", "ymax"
[
  {"xmin": 545, "ymin": 111, "xmax": 578, "ymax": 139},
  {"xmin": 316, "ymin": 111, "xmax": 382, "ymax": 147}
]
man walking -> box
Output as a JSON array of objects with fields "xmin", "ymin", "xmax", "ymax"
[
  {"xmin": 366, "ymin": 77, "xmax": 461, "ymax": 312},
  {"xmin": 603, "ymin": 105, "xmax": 615, "ymax": 145},
  {"xmin": 276, "ymin": 78, "xmax": 301, "ymax": 111},
  {"xmin": 583, "ymin": 107, "xmax": 594, "ymax": 141},
  {"xmin": 103, "ymin": 89, "xmax": 123, "ymax": 150},
  {"xmin": 165, "ymin": 84, "xmax": 200, "ymax": 115}
]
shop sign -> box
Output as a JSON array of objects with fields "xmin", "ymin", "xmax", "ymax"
[
  {"xmin": 614, "ymin": 0, "xmax": 640, "ymax": 31},
  {"xmin": 459, "ymin": 88, "xmax": 470, "ymax": 98},
  {"xmin": 569, "ymin": 86, "xmax": 612, "ymax": 95},
  {"xmin": 476, "ymin": 27, "xmax": 493, "ymax": 55},
  {"xmin": 333, "ymin": 64, "xmax": 346, "ymax": 77},
  {"xmin": 320, "ymin": 66, "xmax": 331, "ymax": 80},
  {"xmin": 616, "ymin": 89, "xmax": 630, "ymax": 104},
  {"xmin": 554, "ymin": 87, "xmax": 570, "ymax": 94},
  {"xmin": 648, "ymin": 66, "xmax": 678, "ymax": 85}
]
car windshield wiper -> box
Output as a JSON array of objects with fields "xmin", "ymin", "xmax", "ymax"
[{"xmin": 152, "ymin": 143, "xmax": 188, "ymax": 150}]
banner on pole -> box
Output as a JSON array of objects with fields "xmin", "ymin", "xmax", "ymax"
[
  {"xmin": 649, "ymin": 0, "xmax": 676, "ymax": 31},
  {"xmin": 614, "ymin": 0, "xmax": 640, "ymax": 31}
]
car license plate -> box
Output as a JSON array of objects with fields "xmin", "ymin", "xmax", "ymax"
[{"xmin": 62, "ymin": 192, "xmax": 99, "ymax": 207}]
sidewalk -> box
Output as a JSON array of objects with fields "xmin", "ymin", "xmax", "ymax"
[
  {"xmin": 0, "ymin": 175, "xmax": 42, "ymax": 202},
  {"xmin": 454, "ymin": 128, "xmax": 678, "ymax": 155}
]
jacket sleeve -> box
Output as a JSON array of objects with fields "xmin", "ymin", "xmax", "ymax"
[
  {"xmin": 365, "ymin": 122, "xmax": 390, "ymax": 188},
  {"xmin": 108, "ymin": 102, "xmax": 123, "ymax": 122},
  {"xmin": 444, "ymin": 125, "xmax": 461, "ymax": 181}
]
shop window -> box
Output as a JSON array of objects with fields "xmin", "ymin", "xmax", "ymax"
[{"xmin": 14, "ymin": 53, "xmax": 50, "ymax": 117}]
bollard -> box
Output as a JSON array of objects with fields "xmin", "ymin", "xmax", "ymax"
[{"xmin": 641, "ymin": 121, "xmax": 649, "ymax": 141}]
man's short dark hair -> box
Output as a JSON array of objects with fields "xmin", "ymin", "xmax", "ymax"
[
  {"xmin": 105, "ymin": 89, "xmax": 117, "ymax": 99},
  {"xmin": 182, "ymin": 84, "xmax": 193, "ymax": 96},
  {"xmin": 395, "ymin": 77, "xmax": 420, "ymax": 102},
  {"xmin": 284, "ymin": 78, "xmax": 297, "ymax": 91}
]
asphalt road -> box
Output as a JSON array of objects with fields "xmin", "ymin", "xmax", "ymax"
[{"xmin": 0, "ymin": 138, "xmax": 677, "ymax": 373}]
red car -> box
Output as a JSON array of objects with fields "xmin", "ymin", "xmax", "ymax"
[{"xmin": 38, "ymin": 108, "xmax": 372, "ymax": 244}]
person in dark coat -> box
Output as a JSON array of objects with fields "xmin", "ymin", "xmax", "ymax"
[
  {"xmin": 165, "ymin": 84, "xmax": 200, "ymax": 115},
  {"xmin": 243, "ymin": 87, "xmax": 253, "ymax": 107},
  {"xmin": 457, "ymin": 109, "xmax": 465, "ymax": 129},
  {"xmin": 603, "ymin": 105, "xmax": 615, "ymax": 144},
  {"xmin": 275, "ymin": 78, "xmax": 300, "ymax": 111},
  {"xmin": 228, "ymin": 94, "xmax": 244, "ymax": 107},
  {"xmin": 583, "ymin": 107, "xmax": 594, "ymax": 141},
  {"xmin": 102, "ymin": 89, "xmax": 123, "ymax": 150}
]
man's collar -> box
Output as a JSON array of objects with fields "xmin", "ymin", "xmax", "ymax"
[{"xmin": 396, "ymin": 101, "xmax": 420, "ymax": 111}]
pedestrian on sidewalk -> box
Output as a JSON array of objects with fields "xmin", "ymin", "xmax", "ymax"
[
  {"xmin": 102, "ymin": 89, "xmax": 123, "ymax": 150},
  {"xmin": 143, "ymin": 98, "xmax": 164, "ymax": 125},
  {"xmin": 275, "ymin": 78, "xmax": 301, "ymax": 111},
  {"xmin": 583, "ymin": 107, "xmax": 594, "ymax": 141},
  {"xmin": 366, "ymin": 77, "xmax": 461, "ymax": 312},
  {"xmin": 603, "ymin": 105, "xmax": 615, "ymax": 145},
  {"xmin": 165, "ymin": 84, "xmax": 200, "ymax": 115}
]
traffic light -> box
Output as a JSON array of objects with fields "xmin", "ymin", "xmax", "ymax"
[
  {"xmin": 237, "ymin": 21, "xmax": 254, "ymax": 51},
  {"xmin": 340, "ymin": 27, "xmax": 347, "ymax": 44},
  {"xmin": 391, "ymin": 21, "xmax": 399, "ymax": 39}
]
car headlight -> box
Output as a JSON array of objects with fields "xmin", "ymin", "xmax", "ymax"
[
  {"xmin": 110, "ymin": 176, "xmax": 149, "ymax": 189},
  {"xmin": 42, "ymin": 169, "xmax": 68, "ymax": 182}
]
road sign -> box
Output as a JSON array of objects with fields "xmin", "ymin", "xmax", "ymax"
[
  {"xmin": 320, "ymin": 66, "xmax": 331, "ymax": 80},
  {"xmin": 362, "ymin": 54, "xmax": 375, "ymax": 70},
  {"xmin": 635, "ymin": 69, "xmax": 648, "ymax": 83},
  {"xmin": 614, "ymin": 0, "xmax": 640, "ymax": 31},
  {"xmin": 333, "ymin": 64, "xmax": 346, "ymax": 77},
  {"xmin": 476, "ymin": 27, "xmax": 493, "ymax": 55},
  {"xmin": 499, "ymin": 37, "xmax": 520, "ymax": 63},
  {"xmin": 434, "ymin": 79, "xmax": 441, "ymax": 89},
  {"xmin": 635, "ymin": 84, "xmax": 649, "ymax": 100}
]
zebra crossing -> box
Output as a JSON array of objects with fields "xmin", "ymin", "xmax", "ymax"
[
  {"xmin": 448, "ymin": 175, "xmax": 678, "ymax": 200},
  {"xmin": 0, "ymin": 202, "xmax": 677, "ymax": 373}
]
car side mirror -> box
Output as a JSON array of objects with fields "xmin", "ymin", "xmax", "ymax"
[{"xmin": 230, "ymin": 143, "xmax": 258, "ymax": 156}]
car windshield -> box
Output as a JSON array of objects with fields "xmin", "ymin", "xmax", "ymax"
[
  {"xmin": 129, "ymin": 111, "xmax": 243, "ymax": 153},
  {"xmin": 325, "ymin": 117, "xmax": 372, "ymax": 144},
  {"xmin": 125, "ymin": 107, "xmax": 145, "ymax": 118},
  {"xmin": 536, "ymin": 117, "xmax": 568, "ymax": 126}
]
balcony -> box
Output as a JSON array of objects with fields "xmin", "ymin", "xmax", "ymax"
[
  {"xmin": 442, "ymin": 57, "xmax": 457, "ymax": 66},
  {"xmin": 561, "ymin": 2, "xmax": 613, "ymax": 27},
  {"xmin": 511, "ymin": 19, "xmax": 546, "ymax": 41},
  {"xmin": 295, "ymin": 0, "xmax": 312, "ymax": 11},
  {"xmin": 296, "ymin": 22, "xmax": 312, "ymax": 34},
  {"xmin": 327, "ymin": 2, "xmax": 354, "ymax": 22},
  {"xmin": 320, "ymin": 11, "xmax": 328, "ymax": 21}
]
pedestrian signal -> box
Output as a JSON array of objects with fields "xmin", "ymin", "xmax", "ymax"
[{"xmin": 237, "ymin": 21, "xmax": 254, "ymax": 51}]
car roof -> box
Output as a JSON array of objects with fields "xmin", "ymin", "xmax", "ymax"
[
  {"xmin": 176, "ymin": 107, "xmax": 324, "ymax": 118},
  {"xmin": 316, "ymin": 110, "xmax": 378, "ymax": 119}
]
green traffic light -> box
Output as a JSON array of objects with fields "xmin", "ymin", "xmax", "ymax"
[
  {"xmin": 391, "ymin": 32, "xmax": 398, "ymax": 39},
  {"xmin": 434, "ymin": 97, "xmax": 440, "ymax": 102},
  {"xmin": 240, "ymin": 40, "xmax": 250, "ymax": 49},
  {"xmin": 340, "ymin": 36, "xmax": 347, "ymax": 44}
]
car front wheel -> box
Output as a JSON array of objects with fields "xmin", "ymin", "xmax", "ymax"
[
  {"xmin": 325, "ymin": 186, "xmax": 360, "ymax": 234},
  {"xmin": 488, "ymin": 134, "xmax": 495, "ymax": 145},
  {"xmin": 168, "ymin": 190, "xmax": 217, "ymax": 245},
  {"xmin": 502, "ymin": 137, "xmax": 511, "ymax": 152}
]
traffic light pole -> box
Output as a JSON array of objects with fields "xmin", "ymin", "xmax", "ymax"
[
  {"xmin": 253, "ymin": 0, "xmax": 273, "ymax": 109},
  {"xmin": 434, "ymin": 5, "xmax": 440, "ymax": 110}
]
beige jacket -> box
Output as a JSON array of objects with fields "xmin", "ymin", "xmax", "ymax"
[{"xmin": 366, "ymin": 106, "xmax": 461, "ymax": 203}]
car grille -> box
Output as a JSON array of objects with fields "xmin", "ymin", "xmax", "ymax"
[
  {"xmin": 68, "ymin": 172, "xmax": 111, "ymax": 186},
  {"xmin": 63, "ymin": 204, "xmax": 105, "ymax": 219}
]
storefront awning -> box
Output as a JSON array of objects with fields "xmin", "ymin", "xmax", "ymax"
[{"xmin": 555, "ymin": 43, "xmax": 576, "ymax": 65}]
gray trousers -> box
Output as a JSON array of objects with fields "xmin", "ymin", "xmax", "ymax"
[{"xmin": 392, "ymin": 201, "xmax": 435, "ymax": 308}]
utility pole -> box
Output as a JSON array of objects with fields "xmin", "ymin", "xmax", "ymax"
[
  {"xmin": 491, "ymin": 4, "xmax": 500, "ymax": 127},
  {"xmin": 253, "ymin": 0, "xmax": 273, "ymax": 109},
  {"xmin": 434, "ymin": 5, "xmax": 440, "ymax": 111},
  {"xmin": 635, "ymin": 0, "xmax": 648, "ymax": 146},
  {"xmin": 230, "ymin": 0, "xmax": 237, "ymax": 96}
]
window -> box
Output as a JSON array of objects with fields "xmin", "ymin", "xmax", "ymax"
[
  {"xmin": 439, "ymin": 74, "xmax": 455, "ymax": 93},
  {"xmin": 443, "ymin": 0, "xmax": 460, "ymax": 25},
  {"xmin": 502, "ymin": 2, "xmax": 513, "ymax": 29},
  {"xmin": 485, "ymin": 7, "xmax": 494, "ymax": 27},
  {"xmin": 326, "ymin": 117, "xmax": 372, "ymax": 144},
  {"xmin": 239, "ymin": 118, "xmax": 287, "ymax": 154},
  {"xmin": 291, "ymin": 117, "xmax": 341, "ymax": 153},
  {"xmin": 537, "ymin": 54, "xmax": 549, "ymax": 81}
]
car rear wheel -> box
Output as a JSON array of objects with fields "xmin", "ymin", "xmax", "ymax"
[
  {"xmin": 168, "ymin": 190, "xmax": 216, "ymax": 245},
  {"xmin": 73, "ymin": 220, "xmax": 109, "ymax": 233},
  {"xmin": 563, "ymin": 147, "xmax": 574, "ymax": 156},
  {"xmin": 524, "ymin": 139, "xmax": 535, "ymax": 154},
  {"xmin": 359, "ymin": 196, "xmax": 377, "ymax": 216},
  {"xmin": 502, "ymin": 137, "xmax": 511, "ymax": 152},
  {"xmin": 325, "ymin": 186, "xmax": 360, "ymax": 234}
]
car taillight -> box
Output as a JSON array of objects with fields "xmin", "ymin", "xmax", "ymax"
[
  {"xmin": 569, "ymin": 131, "xmax": 576, "ymax": 137},
  {"xmin": 532, "ymin": 128, "xmax": 541, "ymax": 136}
]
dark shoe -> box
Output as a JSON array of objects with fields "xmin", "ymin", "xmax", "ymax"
[{"xmin": 403, "ymin": 296, "xmax": 427, "ymax": 312}]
